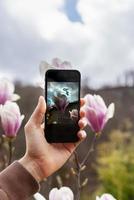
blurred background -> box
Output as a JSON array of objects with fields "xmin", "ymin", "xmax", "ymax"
[{"xmin": 0, "ymin": 0, "xmax": 134, "ymax": 199}]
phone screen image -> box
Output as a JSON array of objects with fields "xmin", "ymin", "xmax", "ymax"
[
  {"xmin": 46, "ymin": 82, "xmax": 79, "ymax": 125},
  {"xmin": 45, "ymin": 70, "xmax": 80, "ymax": 143}
]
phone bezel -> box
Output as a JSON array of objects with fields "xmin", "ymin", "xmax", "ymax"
[{"xmin": 45, "ymin": 69, "xmax": 81, "ymax": 143}]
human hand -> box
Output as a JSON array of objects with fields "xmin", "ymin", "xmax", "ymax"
[{"xmin": 19, "ymin": 96, "xmax": 87, "ymax": 182}]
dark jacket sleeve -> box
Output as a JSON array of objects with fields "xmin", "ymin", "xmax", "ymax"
[{"xmin": 0, "ymin": 161, "xmax": 40, "ymax": 200}]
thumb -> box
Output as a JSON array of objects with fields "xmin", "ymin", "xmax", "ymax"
[{"xmin": 29, "ymin": 96, "xmax": 46, "ymax": 126}]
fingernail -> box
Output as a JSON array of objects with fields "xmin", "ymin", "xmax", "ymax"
[
  {"xmin": 83, "ymin": 121, "xmax": 87, "ymax": 127},
  {"xmin": 39, "ymin": 96, "xmax": 43, "ymax": 102},
  {"xmin": 81, "ymin": 131, "xmax": 86, "ymax": 139}
]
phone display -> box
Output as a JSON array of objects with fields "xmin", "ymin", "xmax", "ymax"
[{"xmin": 45, "ymin": 69, "xmax": 81, "ymax": 143}]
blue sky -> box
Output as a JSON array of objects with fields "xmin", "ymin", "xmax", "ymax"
[{"xmin": 63, "ymin": 0, "xmax": 82, "ymax": 23}]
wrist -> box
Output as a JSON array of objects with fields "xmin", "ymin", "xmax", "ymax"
[{"xmin": 19, "ymin": 155, "xmax": 44, "ymax": 183}]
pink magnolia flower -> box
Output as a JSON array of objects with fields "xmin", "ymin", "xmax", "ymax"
[
  {"xmin": 49, "ymin": 187, "xmax": 74, "ymax": 200},
  {"xmin": 0, "ymin": 101, "xmax": 24, "ymax": 138},
  {"xmin": 39, "ymin": 58, "xmax": 72, "ymax": 76},
  {"xmin": 53, "ymin": 93, "xmax": 69, "ymax": 113},
  {"xmin": 96, "ymin": 193, "xmax": 116, "ymax": 200},
  {"xmin": 34, "ymin": 187, "xmax": 73, "ymax": 200},
  {"xmin": 84, "ymin": 94, "xmax": 115, "ymax": 133},
  {"xmin": 52, "ymin": 58, "xmax": 72, "ymax": 69},
  {"xmin": 0, "ymin": 78, "xmax": 20, "ymax": 105},
  {"xmin": 34, "ymin": 193, "xmax": 46, "ymax": 200},
  {"xmin": 38, "ymin": 58, "xmax": 72, "ymax": 89}
]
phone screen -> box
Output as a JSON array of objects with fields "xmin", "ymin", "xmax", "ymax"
[{"xmin": 45, "ymin": 70, "xmax": 80, "ymax": 143}]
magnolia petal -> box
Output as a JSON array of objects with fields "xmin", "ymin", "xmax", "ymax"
[
  {"xmin": 0, "ymin": 78, "xmax": 15, "ymax": 94},
  {"xmin": 94, "ymin": 95, "xmax": 107, "ymax": 111},
  {"xmin": 84, "ymin": 94, "xmax": 94, "ymax": 107},
  {"xmin": 11, "ymin": 94, "xmax": 20, "ymax": 101},
  {"xmin": 84, "ymin": 94, "xmax": 107, "ymax": 114},
  {"xmin": 106, "ymin": 103, "xmax": 115, "ymax": 121},
  {"xmin": 39, "ymin": 61, "xmax": 52, "ymax": 78},
  {"xmin": 61, "ymin": 61, "xmax": 72, "ymax": 69},
  {"xmin": 100, "ymin": 193, "xmax": 116, "ymax": 200},
  {"xmin": 85, "ymin": 107, "xmax": 101, "ymax": 133},
  {"xmin": 4, "ymin": 101, "xmax": 20, "ymax": 115},
  {"xmin": 34, "ymin": 192, "xmax": 47, "ymax": 200},
  {"xmin": 59, "ymin": 187, "xmax": 74, "ymax": 200},
  {"xmin": 83, "ymin": 105, "xmax": 92, "ymax": 125},
  {"xmin": 53, "ymin": 94, "xmax": 69, "ymax": 113},
  {"xmin": 96, "ymin": 196, "xmax": 100, "ymax": 200},
  {"xmin": 0, "ymin": 78, "xmax": 16, "ymax": 104},
  {"xmin": 52, "ymin": 58, "xmax": 62, "ymax": 68},
  {"xmin": 49, "ymin": 188, "xmax": 59, "ymax": 200},
  {"xmin": 0, "ymin": 104, "xmax": 3, "ymax": 113},
  {"xmin": 49, "ymin": 187, "xmax": 74, "ymax": 200},
  {"xmin": 84, "ymin": 94, "xmax": 99, "ymax": 114},
  {"xmin": 1, "ymin": 113, "xmax": 17, "ymax": 137}
]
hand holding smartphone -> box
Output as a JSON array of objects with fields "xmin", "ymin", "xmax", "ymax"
[{"xmin": 45, "ymin": 69, "xmax": 81, "ymax": 143}]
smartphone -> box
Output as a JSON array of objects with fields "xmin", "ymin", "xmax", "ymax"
[{"xmin": 45, "ymin": 69, "xmax": 81, "ymax": 143}]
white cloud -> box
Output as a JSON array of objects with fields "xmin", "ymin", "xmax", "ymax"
[
  {"xmin": 77, "ymin": 0, "xmax": 134, "ymax": 86},
  {"xmin": 4, "ymin": 0, "xmax": 68, "ymax": 40},
  {"xmin": 0, "ymin": 0, "xmax": 134, "ymax": 88}
]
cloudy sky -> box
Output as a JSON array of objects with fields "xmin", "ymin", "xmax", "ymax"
[{"xmin": 0, "ymin": 0, "xmax": 134, "ymax": 88}]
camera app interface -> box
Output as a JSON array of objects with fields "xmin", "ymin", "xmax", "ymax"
[{"xmin": 46, "ymin": 82, "xmax": 79, "ymax": 125}]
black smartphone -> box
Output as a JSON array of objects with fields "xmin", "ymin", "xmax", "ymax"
[{"xmin": 45, "ymin": 69, "xmax": 81, "ymax": 143}]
